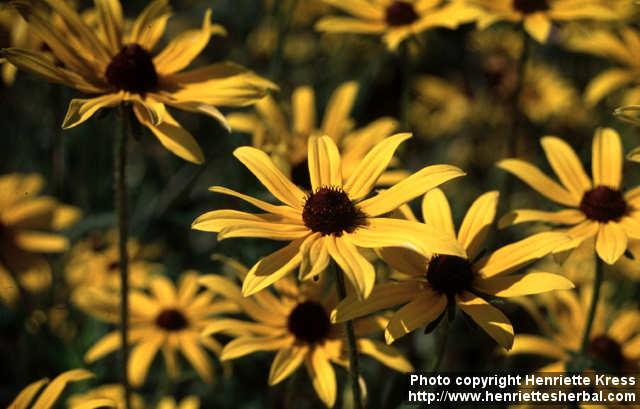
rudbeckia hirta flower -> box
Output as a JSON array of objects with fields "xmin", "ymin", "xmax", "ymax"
[
  {"xmin": 8, "ymin": 369, "xmax": 112, "ymax": 409},
  {"xmin": 467, "ymin": 0, "xmax": 618, "ymax": 43},
  {"xmin": 315, "ymin": 0, "xmax": 479, "ymax": 50},
  {"xmin": 2, "ymin": 0, "xmax": 276, "ymax": 164},
  {"xmin": 332, "ymin": 189, "xmax": 574, "ymax": 349},
  {"xmin": 199, "ymin": 267, "xmax": 413, "ymax": 408},
  {"xmin": 498, "ymin": 128, "xmax": 640, "ymax": 265},
  {"xmin": 228, "ymin": 81, "xmax": 406, "ymax": 189},
  {"xmin": 68, "ymin": 384, "xmax": 199, "ymax": 409},
  {"xmin": 80, "ymin": 272, "xmax": 238, "ymax": 387},
  {"xmin": 192, "ymin": 134, "xmax": 466, "ymax": 299},
  {"xmin": 0, "ymin": 173, "xmax": 80, "ymax": 306}
]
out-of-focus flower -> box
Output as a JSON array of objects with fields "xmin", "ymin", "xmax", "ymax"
[
  {"xmin": 510, "ymin": 288, "xmax": 640, "ymax": 372},
  {"xmin": 332, "ymin": 189, "xmax": 573, "ymax": 349},
  {"xmin": 1, "ymin": 0, "xmax": 276, "ymax": 164},
  {"xmin": 0, "ymin": 8, "xmax": 41, "ymax": 86},
  {"xmin": 467, "ymin": 0, "xmax": 619, "ymax": 43},
  {"xmin": 409, "ymin": 75, "xmax": 470, "ymax": 140},
  {"xmin": 0, "ymin": 173, "xmax": 80, "ymax": 307},
  {"xmin": 8, "ymin": 369, "xmax": 112, "ymax": 409},
  {"xmin": 68, "ymin": 384, "xmax": 199, "ymax": 409},
  {"xmin": 79, "ymin": 272, "xmax": 239, "ymax": 387},
  {"xmin": 192, "ymin": 135, "xmax": 466, "ymax": 300},
  {"xmin": 199, "ymin": 264, "xmax": 412, "ymax": 408},
  {"xmin": 565, "ymin": 27, "xmax": 640, "ymax": 106},
  {"xmin": 498, "ymin": 128, "xmax": 640, "ymax": 265},
  {"xmin": 65, "ymin": 230, "xmax": 163, "ymax": 294},
  {"xmin": 628, "ymin": 146, "xmax": 640, "ymax": 163},
  {"xmin": 24, "ymin": 304, "xmax": 78, "ymax": 342},
  {"xmin": 228, "ymin": 81, "xmax": 407, "ymax": 189},
  {"xmin": 315, "ymin": 0, "xmax": 479, "ymax": 51}
]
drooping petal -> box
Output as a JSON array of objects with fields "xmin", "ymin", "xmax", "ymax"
[
  {"xmin": 305, "ymin": 346, "xmax": 337, "ymax": 408},
  {"xmin": 456, "ymin": 292, "xmax": 514, "ymax": 350},
  {"xmin": 475, "ymin": 272, "xmax": 574, "ymax": 298},
  {"xmin": 179, "ymin": 335, "xmax": 214, "ymax": 383},
  {"xmin": 357, "ymin": 339, "xmax": 413, "ymax": 372},
  {"xmin": 299, "ymin": 235, "xmax": 330, "ymax": 281},
  {"xmin": 307, "ymin": 135, "xmax": 342, "ymax": 191},
  {"xmin": 457, "ymin": 191, "xmax": 499, "ymax": 259},
  {"xmin": 8, "ymin": 378, "xmax": 47, "ymax": 409},
  {"xmin": 31, "ymin": 369, "xmax": 94, "ymax": 409},
  {"xmin": 268, "ymin": 345, "xmax": 307, "ymax": 385},
  {"xmin": 128, "ymin": 335, "xmax": 163, "ymax": 387},
  {"xmin": 595, "ymin": 222, "xmax": 628, "ymax": 264},
  {"xmin": 62, "ymin": 93, "xmax": 123, "ymax": 129},
  {"xmin": 384, "ymin": 290, "xmax": 447, "ymax": 344},
  {"xmin": 326, "ymin": 235, "xmax": 375, "ymax": 300},
  {"xmin": 592, "ymin": 127, "xmax": 623, "ymax": 188},
  {"xmin": 540, "ymin": 136, "xmax": 592, "ymax": 200}
]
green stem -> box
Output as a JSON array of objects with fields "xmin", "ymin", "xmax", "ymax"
[
  {"xmin": 333, "ymin": 263, "xmax": 364, "ymax": 409},
  {"xmin": 116, "ymin": 104, "xmax": 131, "ymax": 409},
  {"xmin": 580, "ymin": 257, "xmax": 603, "ymax": 354},
  {"xmin": 430, "ymin": 318, "xmax": 449, "ymax": 372},
  {"xmin": 399, "ymin": 42, "xmax": 412, "ymax": 129}
]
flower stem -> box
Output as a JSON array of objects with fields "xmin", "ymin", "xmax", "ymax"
[
  {"xmin": 333, "ymin": 263, "xmax": 364, "ymax": 409},
  {"xmin": 116, "ymin": 104, "xmax": 131, "ymax": 409},
  {"xmin": 580, "ymin": 256, "xmax": 603, "ymax": 354}
]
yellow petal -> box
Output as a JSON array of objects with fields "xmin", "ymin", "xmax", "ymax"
[
  {"xmin": 508, "ymin": 335, "xmax": 568, "ymax": 360},
  {"xmin": 608, "ymin": 310, "xmax": 640, "ymax": 343},
  {"xmin": 384, "ymin": 291, "xmax": 447, "ymax": 344},
  {"xmin": 420, "ymin": 188, "xmax": 455, "ymax": 237},
  {"xmin": 128, "ymin": 336, "xmax": 163, "ymax": 387},
  {"xmin": 315, "ymin": 17, "xmax": 386, "ymax": 34},
  {"xmin": 623, "ymin": 335, "xmax": 640, "ymax": 359},
  {"xmin": 13, "ymin": 231, "xmax": 68, "ymax": 253},
  {"xmin": 592, "ymin": 127, "xmax": 622, "ymax": 188},
  {"xmin": 595, "ymin": 222, "xmax": 628, "ymax": 265},
  {"xmin": 62, "ymin": 93, "xmax": 122, "ymax": 129},
  {"xmin": 84, "ymin": 331, "xmax": 120, "ymax": 363},
  {"xmin": 628, "ymin": 146, "xmax": 640, "ymax": 162},
  {"xmin": 8, "ymin": 378, "xmax": 47, "ymax": 409},
  {"xmin": 321, "ymin": 81, "xmax": 358, "ymax": 141},
  {"xmin": 540, "ymin": 136, "xmax": 592, "ymax": 200},
  {"xmin": 456, "ymin": 292, "xmax": 514, "ymax": 350},
  {"xmin": 377, "ymin": 246, "xmax": 428, "ymax": 277},
  {"xmin": 95, "ymin": 0, "xmax": 123, "ymax": 53},
  {"xmin": 326, "ymin": 235, "xmax": 375, "ymax": 300},
  {"xmin": 584, "ymin": 68, "xmax": 635, "ymax": 106},
  {"xmin": 31, "ymin": 369, "xmax": 94, "ymax": 409},
  {"xmin": 498, "ymin": 209, "xmax": 585, "ymax": 228},
  {"xmin": 0, "ymin": 264, "xmax": 19, "ymax": 307},
  {"xmin": 305, "ymin": 346, "xmax": 337, "ymax": 408},
  {"xmin": 523, "ymin": 13, "xmax": 551, "ymax": 43},
  {"xmin": 268, "ymin": 345, "xmax": 307, "ymax": 385},
  {"xmin": 129, "ymin": 0, "xmax": 171, "ymax": 49},
  {"xmin": 218, "ymin": 220, "xmax": 309, "ymax": 241},
  {"xmin": 358, "ymin": 165, "xmax": 465, "ymax": 217},
  {"xmin": 191, "ymin": 210, "xmax": 271, "ymax": 232},
  {"xmin": 220, "ymin": 335, "xmax": 291, "ymax": 361},
  {"xmin": 357, "ymin": 338, "xmax": 413, "ymax": 372},
  {"xmin": 299, "ymin": 235, "xmax": 330, "ymax": 281},
  {"xmin": 475, "ymin": 272, "xmax": 574, "ymax": 298},
  {"xmin": 308, "ymin": 135, "xmax": 342, "ymax": 191},
  {"xmin": 322, "ymin": 0, "xmax": 384, "ymax": 19},
  {"xmin": 179, "ymin": 335, "xmax": 214, "ymax": 383},
  {"xmin": 457, "ymin": 191, "xmax": 499, "ymax": 259},
  {"xmin": 202, "ymin": 319, "xmax": 276, "ymax": 337},
  {"xmin": 292, "ymin": 86, "xmax": 316, "ymax": 136}
]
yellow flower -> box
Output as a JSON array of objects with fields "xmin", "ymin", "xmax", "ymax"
[
  {"xmin": 468, "ymin": 0, "xmax": 619, "ymax": 43},
  {"xmin": 629, "ymin": 146, "xmax": 640, "ymax": 163},
  {"xmin": 80, "ymin": 272, "xmax": 238, "ymax": 387},
  {"xmin": 199, "ymin": 264, "xmax": 413, "ymax": 408},
  {"xmin": 2, "ymin": 0, "xmax": 276, "ymax": 164},
  {"xmin": 510, "ymin": 288, "xmax": 640, "ymax": 372},
  {"xmin": 498, "ymin": 128, "xmax": 640, "ymax": 265},
  {"xmin": 0, "ymin": 8, "xmax": 42, "ymax": 86},
  {"xmin": 68, "ymin": 384, "xmax": 199, "ymax": 409},
  {"xmin": 192, "ymin": 134, "xmax": 466, "ymax": 300},
  {"xmin": 565, "ymin": 27, "xmax": 640, "ymax": 106},
  {"xmin": 65, "ymin": 230, "xmax": 163, "ymax": 293},
  {"xmin": 8, "ymin": 369, "xmax": 112, "ymax": 409},
  {"xmin": 0, "ymin": 173, "xmax": 80, "ymax": 307},
  {"xmin": 228, "ymin": 81, "xmax": 407, "ymax": 189},
  {"xmin": 332, "ymin": 189, "xmax": 574, "ymax": 349},
  {"xmin": 315, "ymin": 0, "xmax": 479, "ymax": 50}
]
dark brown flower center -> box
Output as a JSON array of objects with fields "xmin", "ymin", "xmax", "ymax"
[
  {"xmin": 290, "ymin": 159, "xmax": 312, "ymax": 191},
  {"xmin": 155, "ymin": 308, "xmax": 189, "ymax": 331},
  {"xmin": 287, "ymin": 301, "xmax": 331, "ymax": 344},
  {"xmin": 385, "ymin": 1, "xmax": 419, "ymax": 26},
  {"xmin": 302, "ymin": 187, "xmax": 365, "ymax": 236},
  {"xmin": 105, "ymin": 44, "xmax": 158, "ymax": 93},
  {"xmin": 426, "ymin": 255, "xmax": 475, "ymax": 297},
  {"xmin": 579, "ymin": 186, "xmax": 627, "ymax": 222},
  {"xmin": 513, "ymin": 0, "xmax": 550, "ymax": 14},
  {"xmin": 587, "ymin": 335, "xmax": 626, "ymax": 370},
  {"xmin": 107, "ymin": 260, "xmax": 119, "ymax": 272}
]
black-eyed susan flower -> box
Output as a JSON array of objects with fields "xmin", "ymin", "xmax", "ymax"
[
  {"xmin": 199, "ymin": 265, "xmax": 413, "ymax": 408},
  {"xmin": 332, "ymin": 189, "xmax": 574, "ymax": 349},
  {"xmin": 629, "ymin": 147, "xmax": 640, "ymax": 163},
  {"xmin": 2, "ymin": 0, "xmax": 276, "ymax": 164},
  {"xmin": 65, "ymin": 230, "xmax": 163, "ymax": 293},
  {"xmin": 0, "ymin": 8, "xmax": 41, "ymax": 86},
  {"xmin": 510, "ymin": 288, "xmax": 640, "ymax": 372},
  {"xmin": 315, "ymin": 0, "xmax": 479, "ymax": 51},
  {"xmin": 0, "ymin": 173, "xmax": 80, "ymax": 307},
  {"xmin": 68, "ymin": 384, "xmax": 199, "ymax": 409},
  {"xmin": 467, "ymin": 0, "xmax": 618, "ymax": 43},
  {"xmin": 192, "ymin": 134, "xmax": 466, "ymax": 300},
  {"xmin": 79, "ymin": 271, "xmax": 238, "ymax": 387},
  {"xmin": 8, "ymin": 369, "xmax": 113, "ymax": 409},
  {"xmin": 498, "ymin": 128, "xmax": 640, "ymax": 265},
  {"xmin": 228, "ymin": 81, "xmax": 406, "ymax": 189}
]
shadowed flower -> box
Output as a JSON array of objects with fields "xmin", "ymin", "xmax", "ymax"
[
  {"xmin": 498, "ymin": 128, "xmax": 640, "ymax": 265},
  {"xmin": 467, "ymin": 0, "xmax": 619, "ymax": 43},
  {"xmin": 315, "ymin": 0, "xmax": 479, "ymax": 50},
  {"xmin": 79, "ymin": 272, "xmax": 239, "ymax": 387},
  {"xmin": 0, "ymin": 173, "xmax": 80, "ymax": 307},
  {"xmin": 192, "ymin": 134, "xmax": 466, "ymax": 300},
  {"xmin": 0, "ymin": 8, "xmax": 43, "ymax": 86},
  {"xmin": 8, "ymin": 369, "xmax": 113, "ymax": 409},
  {"xmin": 68, "ymin": 384, "xmax": 199, "ymax": 409},
  {"xmin": 628, "ymin": 147, "xmax": 640, "ymax": 163},
  {"xmin": 199, "ymin": 261, "xmax": 413, "ymax": 408},
  {"xmin": 1, "ymin": 0, "xmax": 276, "ymax": 164},
  {"xmin": 228, "ymin": 81, "xmax": 407, "ymax": 190},
  {"xmin": 332, "ymin": 189, "xmax": 574, "ymax": 349}
]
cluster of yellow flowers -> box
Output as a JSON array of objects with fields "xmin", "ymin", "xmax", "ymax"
[{"xmin": 2, "ymin": 0, "xmax": 640, "ymax": 408}]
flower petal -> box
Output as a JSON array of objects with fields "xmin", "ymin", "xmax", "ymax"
[
  {"xmin": 292, "ymin": 86, "xmax": 316, "ymax": 136},
  {"xmin": 384, "ymin": 291, "xmax": 447, "ymax": 344},
  {"xmin": 305, "ymin": 346, "xmax": 337, "ymax": 408},
  {"xmin": 595, "ymin": 222, "xmax": 628, "ymax": 264},
  {"xmin": 220, "ymin": 336, "xmax": 291, "ymax": 360},
  {"xmin": 268, "ymin": 345, "xmax": 307, "ymax": 385},
  {"xmin": 31, "ymin": 369, "xmax": 94, "ymax": 409},
  {"xmin": 128, "ymin": 335, "xmax": 164, "ymax": 387},
  {"xmin": 8, "ymin": 378, "xmax": 47, "ymax": 409},
  {"xmin": 95, "ymin": 0, "xmax": 123, "ymax": 53},
  {"xmin": 420, "ymin": 188, "xmax": 455, "ymax": 238},
  {"xmin": 129, "ymin": 0, "xmax": 171, "ymax": 49},
  {"xmin": 179, "ymin": 335, "xmax": 214, "ymax": 383},
  {"xmin": 13, "ymin": 231, "xmax": 68, "ymax": 253},
  {"xmin": 308, "ymin": 135, "xmax": 342, "ymax": 191},
  {"xmin": 540, "ymin": 136, "xmax": 592, "ymax": 200},
  {"xmin": 523, "ymin": 13, "xmax": 551, "ymax": 43},
  {"xmin": 321, "ymin": 0, "xmax": 384, "ymax": 19},
  {"xmin": 498, "ymin": 209, "xmax": 586, "ymax": 228},
  {"xmin": 508, "ymin": 335, "xmax": 568, "ymax": 360},
  {"xmin": 592, "ymin": 127, "xmax": 623, "ymax": 188},
  {"xmin": 475, "ymin": 272, "xmax": 574, "ymax": 298},
  {"xmin": 62, "ymin": 93, "xmax": 123, "ymax": 129},
  {"xmin": 456, "ymin": 292, "xmax": 514, "ymax": 350},
  {"xmin": 377, "ymin": 246, "xmax": 428, "ymax": 277},
  {"xmin": 326, "ymin": 235, "xmax": 375, "ymax": 300},
  {"xmin": 457, "ymin": 191, "xmax": 499, "ymax": 259},
  {"xmin": 321, "ymin": 81, "xmax": 358, "ymax": 141},
  {"xmin": 584, "ymin": 68, "xmax": 636, "ymax": 106},
  {"xmin": 357, "ymin": 338, "xmax": 413, "ymax": 372}
]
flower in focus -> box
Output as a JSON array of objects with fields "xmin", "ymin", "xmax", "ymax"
[
  {"xmin": 8, "ymin": 369, "xmax": 112, "ymax": 409},
  {"xmin": 0, "ymin": 173, "xmax": 80, "ymax": 307},
  {"xmin": 192, "ymin": 134, "xmax": 466, "ymax": 300},
  {"xmin": 199, "ymin": 264, "xmax": 413, "ymax": 408},
  {"xmin": 332, "ymin": 189, "xmax": 574, "ymax": 348},
  {"xmin": 79, "ymin": 272, "xmax": 239, "ymax": 387},
  {"xmin": 68, "ymin": 384, "xmax": 199, "ymax": 409},
  {"xmin": 65, "ymin": 230, "xmax": 163, "ymax": 294},
  {"xmin": 2, "ymin": 0, "xmax": 277, "ymax": 164},
  {"xmin": 228, "ymin": 81, "xmax": 407, "ymax": 189},
  {"xmin": 467, "ymin": 0, "xmax": 618, "ymax": 43},
  {"xmin": 498, "ymin": 128, "xmax": 640, "ymax": 265},
  {"xmin": 510, "ymin": 288, "xmax": 640, "ymax": 372},
  {"xmin": 315, "ymin": 0, "xmax": 479, "ymax": 50}
]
